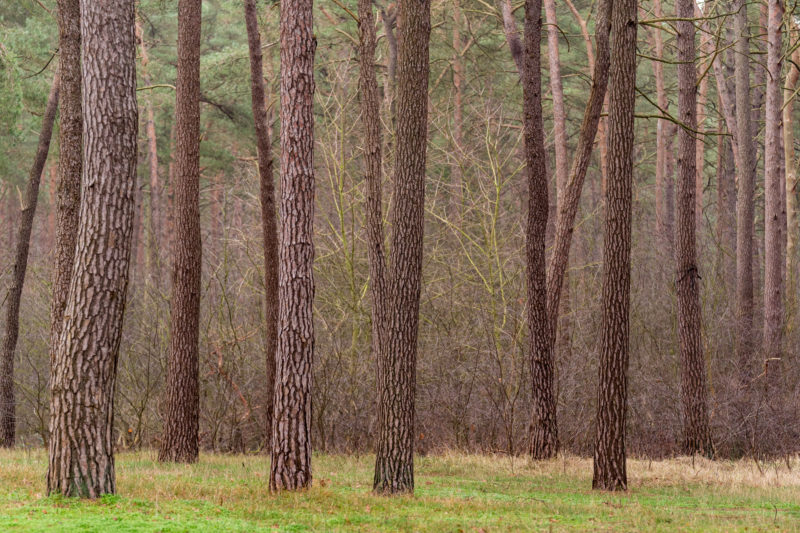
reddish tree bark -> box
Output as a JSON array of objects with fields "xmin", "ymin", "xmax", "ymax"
[{"xmin": 160, "ymin": 0, "xmax": 202, "ymax": 464}]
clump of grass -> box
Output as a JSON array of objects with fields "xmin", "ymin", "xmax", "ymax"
[{"xmin": 0, "ymin": 449, "xmax": 798, "ymax": 531}]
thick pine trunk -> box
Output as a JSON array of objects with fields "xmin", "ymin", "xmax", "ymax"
[
  {"xmin": 675, "ymin": 0, "xmax": 713, "ymax": 457},
  {"xmin": 47, "ymin": 0, "xmax": 138, "ymax": 496},
  {"xmin": 763, "ymin": 0, "xmax": 784, "ymax": 383},
  {"xmin": 373, "ymin": 0, "xmax": 431, "ymax": 495},
  {"xmin": 733, "ymin": 0, "xmax": 756, "ymax": 386},
  {"xmin": 244, "ymin": 0, "xmax": 279, "ymax": 452},
  {"xmin": 0, "ymin": 76, "xmax": 60, "ymax": 447},
  {"xmin": 593, "ymin": 0, "xmax": 636, "ymax": 491},
  {"xmin": 160, "ymin": 0, "xmax": 202, "ymax": 464},
  {"xmin": 269, "ymin": 0, "xmax": 316, "ymax": 492}
]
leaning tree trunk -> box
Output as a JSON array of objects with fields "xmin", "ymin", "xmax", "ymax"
[
  {"xmin": 0, "ymin": 76, "xmax": 60, "ymax": 448},
  {"xmin": 47, "ymin": 0, "xmax": 138, "ymax": 497},
  {"xmin": 50, "ymin": 0, "xmax": 82, "ymax": 357},
  {"xmin": 763, "ymin": 0, "xmax": 784, "ymax": 384},
  {"xmin": 244, "ymin": 0, "xmax": 279, "ymax": 451},
  {"xmin": 521, "ymin": 0, "xmax": 556, "ymax": 460},
  {"xmin": 593, "ymin": 0, "xmax": 636, "ymax": 492},
  {"xmin": 159, "ymin": 0, "xmax": 202, "ymax": 464},
  {"xmin": 269, "ymin": 0, "xmax": 316, "ymax": 492},
  {"xmin": 675, "ymin": 0, "xmax": 713, "ymax": 457},
  {"xmin": 358, "ymin": 0, "xmax": 388, "ymax": 396},
  {"xmin": 733, "ymin": 0, "xmax": 756, "ymax": 386},
  {"xmin": 373, "ymin": 0, "xmax": 431, "ymax": 495}
]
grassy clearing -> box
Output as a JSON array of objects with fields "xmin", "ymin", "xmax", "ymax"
[{"xmin": 0, "ymin": 450, "xmax": 798, "ymax": 531}]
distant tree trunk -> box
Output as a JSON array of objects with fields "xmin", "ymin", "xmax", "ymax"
[
  {"xmin": 47, "ymin": 0, "xmax": 138, "ymax": 496},
  {"xmin": 763, "ymin": 0, "xmax": 784, "ymax": 382},
  {"xmin": 716, "ymin": 123, "xmax": 737, "ymax": 301},
  {"xmin": 50, "ymin": 0, "xmax": 81, "ymax": 366},
  {"xmin": 135, "ymin": 18, "xmax": 163, "ymax": 284},
  {"xmin": 244, "ymin": 0, "xmax": 278, "ymax": 452},
  {"xmin": 450, "ymin": 0, "xmax": 464, "ymax": 216},
  {"xmin": 373, "ymin": 0, "xmax": 431, "ymax": 495},
  {"xmin": 519, "ymin": 0, "xmax": 556, "ymax": 460},
  {"xmin": 544, "ymin": 0, "xmax": 572, "ymax": 363},
  {"xmin": 358, "ymin": 0, "xmax": 388, "ymax": 406},
  {"xmin": 270, "ymin": 0, "xmax": 316, "ymax": 492},
  {"xmin": 160, "ymin": 0, "xmax": 202, "ymax": 464},
  {"xmin": 593, "ymin": 0, "xmax": 636, "ymax": 491},
  {"xmin": 695, "ymin": 15, "xmax": 710, "ymax": 236},
  {"xmin": 675, "ymin": 0, "xmax": 713, "ymax": 457},
  {"xmin": 733, "ymin": 0, "xmax": 756, "ymax": 384},
  {"xmin": 784, "ymin": 30, "xmax": 800, "ymax": 308},
  {"xmin": 653, "ymin": 0, "xmax": 672, "ymax": 252},
  {"xmin": 0, "ymin": 76, "xmax": 60, "ymax": 448},
  {"xmin": 545, "ymin": 0, "xmax": 611, "ymax": 346}
]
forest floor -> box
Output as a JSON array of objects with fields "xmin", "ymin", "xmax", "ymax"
[{"xmin": 0, "ymin": 449, "xmax": 798, "ymax": 531}]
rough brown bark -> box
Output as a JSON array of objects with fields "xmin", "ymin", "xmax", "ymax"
[
  {"xmin": 47, "ymin": 0, "xmax": 138, "ymax": 496},
  {"xmin": 50, "ymin": 0, "xmax": 81, "ymax": 368},
  {"xmin": 373, "ymin": 0, "xmax": 431, "ymax": 495},
  {"xmin": 0, "ymin": 75, "xmax": 60, "ymax": 448},
  {"xmin": 763, "ymin": 0, "xmax": 784, "ymax": 381},
  {"xmin": 244, "ymin": 0, "xmax": 278, "ymax": 452},
  {"xmin": 270, "ymin": 0, "xmax": 316, "ymax": 492},
  {"xmin": 160, "ymin": 0, "xmax": 202, "ymax": 464},
  {"xmin": 675, "ymin": 0, "xmax": 713, "ymax": 457},
  {"xmin": 519, "ymin": 0, "xmax": 556, "ymax": 460},
  {"xmin": 785, "ymin": 30, "xmax": 800, "ymax": 304},
  {"xmin": 593, "ymin": 0, "xmax": 636, "ymax": 491},
  {"xmin": 733, "ymin": 0, "xmax": 756, "ymax": 384},
  {"xmin": 652, "ymin": 0, "xmax": 673, "ymax": 252},
  {"xmin": 381, "ymin": 5, "xmax": 397, "ymax": 124},
  {"xmin": 358, "ymin": 0, "xmax": 388, "ymax": 401}
]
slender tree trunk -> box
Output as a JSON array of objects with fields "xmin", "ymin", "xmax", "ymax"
[
  {"xmin": 733, "ymin": 0, "xmax": 756, "ymax": 385},
  {"xmin": 763, "ymin": 0, "xmax": 784, "ymax": 382},
  {"xmin": 653, "ymin": 0, "xmax": 672, "ymax": 252},
  {"xmin": 451, "ymin": 0, "xmax": 464, "ymax": 216},
  {"xmin": 593, "ymin": 0, "xmax": 636, "ymax": 491},
  {"xmin": 695, "ymin": 13, "xmax": 710, "ymax": 237},
  {"xmin": 270, "ymin": 0, "xmax": 316, "ymax": 492},
  {"xmin": 675, "ymin": 0, "xmax": 713, "ymax": 457},
  {"xmin": 717, "ymin": 123, "xmax": 737, "ymax": 302},
  {"xmin": 373, "ymin": 0, "xmax": 431, "ymax": 495},
  {"xmin": 544, "ymin": 0, "xmax": 572, "ymax": 364},
  {"xmin": 381, "ymin": 5, "xmax": 397, "ymax": 126},
  {"xmin": 784, "ymin": 30, "xmax": 800, "ymax": 311},
  {"xmin": 521, "ymin": 0, "xmax": 556, "ymax": 460},
  {"xmin": 358, "ymin": 0, "xmax": 388, "ymax": 409},
  {"xmin": 160, "ymin": 0, "xmax": 202, "ymax": 464},
  {"xmin": 244, "ymin": 0, "xmax": 279, "ymax": 453},
  {"xmin": 135, "ymin": 19, "xmax": 163, "ymax": 284},
  {"xmin": 50, "ymin": 0, "xmax": 82, "ymax": 366},
  {"xmin": 545, "ymin": 0, "xmax": 612, "ymax": 345},
  {"xmin": 0, "ymin": 76, "xmax": 60, "ymax": 448},
  {"xmin": 47, "ymin": 0, "xmax": 138, "ymax": 496}
]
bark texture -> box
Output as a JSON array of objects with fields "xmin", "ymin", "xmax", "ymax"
[
  {"xmin": 521, "ymin": 0, "xmax": 556, "ymax": 460},
  {"xmin": 270, "ymin": 0, "xmax": 316, "ymax": 492},
  {"xmin": 47, "ymin": 0, "xmax": 138, "ymax": 496},
  {"xmin": 763, "ymin": 0, "xmax": 784, "ymax": 382},
  {"xmin": 593, "ymin": 0, "xmax": 636, "ymax": 491},
  {"xmin": 785, "ymin": 28, "xmax": 800, "ymax": 304},
  {"xmin": 0, "ymin": 76, "xmax": 60, "ymax": 448},
  {"xmin": 733, "ymin": 0, "xmax": 756, "ymax": 384},
  {"xmin": 50, "ymin": 0, "xmax": 82, "ymax": 357},
  {"xmin": 373, "ymin": 0, "xmax": 431, "ymax": 495},
  {"xmin": 244, "ymin": 0, "xmax": 278, "ymax": 450},
  {"xmin": 160, "ymin": 0, "xmax": 202, "ymax": 464},
  {"xmin": 675, "ymin": 0, "xmax": 713, "ymax": 457}
]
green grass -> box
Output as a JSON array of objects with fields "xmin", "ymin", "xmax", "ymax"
[{"xmin": 0, "ymin": 450, "xmax": 798, "ymax": 531}]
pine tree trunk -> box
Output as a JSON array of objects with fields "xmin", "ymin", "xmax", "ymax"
[
  {"xmin": 47, "ymin": 0, "xmax": 138, "ymax": 496},
  {"xmin": 653, "ymin": 0, "xmax": 672, "ymax": 252},
  {"xmin": 716, "ymin": 124, "xmax": 737, "ymax": 305},
  {"xmin": 733, "ymin": 0, "xmax": 756, "ymax": 385},
  {"xmin": 373, "ymin": 0, "xmax": 431, "ymax": 495},
  {"xmin": 244, "ymin": 0, "xmax": 279, "ymax": 453},
  {"xmin": 593, "ymin": 0, "xmax": 636, "ymax": 491},
  {"xmin": 763, "ymin": 0, "xmax": 784, "ymax": 383},
  {"xmin": 784, "ymin": 29, "xmax": 800, "ymax": 311},
  {"xmin": 160, "ymin": 0, "xmax": 202, "ymax": 464},
  {"xmin": 450, "ymin": 0, "xmax": 464, "ymax": 217},
  {"xmin": 0, "ymin": 76, "xmax": 60, "ymax": 448},
  {"xmin": 675, "ymin": 0, "xmax": 713, "ymax": 457},
  {"xmin": 269, "ymin": 0, "xmax": 316, "ymax": 492}
]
